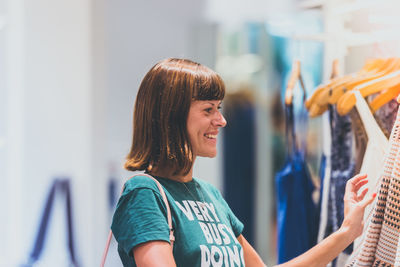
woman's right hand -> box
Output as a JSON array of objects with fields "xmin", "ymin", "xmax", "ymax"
[
  {"xmin": 276, "ymin": 174, "xmax": 377, "ymax": 267},
  {"xmin": 340, "ymin": 173, "xmax": 376, "ymax": 241}
]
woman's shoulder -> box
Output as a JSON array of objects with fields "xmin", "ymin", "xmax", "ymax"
[{"xmin": 123, "ymin": 174, "xmax": 161, "ymax": 193}]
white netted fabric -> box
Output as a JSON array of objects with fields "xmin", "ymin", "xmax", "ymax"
[{"xmin": 347, "ymin": 101, "xmax": 400, "ymax": 267}]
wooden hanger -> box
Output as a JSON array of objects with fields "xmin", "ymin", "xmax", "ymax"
[
  {"xmin": 331, "ymin": 59, "xmax": 339, "ymax": 79},
  {"xmin": 336, "ymin": 69, "xmax": 400, "ymax": 115},
  {"xmin": 306, "ymin": 58, "xmax": 383, "ymax": 113},
  {"xmin": 325, "ymin": 58, "xmax": 396, "ymax": 105},
  {"xmin": 307, "ymin": 59, "xmax": 342, "ymax": 117},
  {"xmin": 308, "ymin": 58, "xmax": 400, "ymax": 117},
  {"xmin": 308, "ymin": 104, "xmax": 329, "ymax": 117},
  {"xmin": 285, "ymin": 60, "xmax": 306, "ymax": 106},
  {"xmin": 370, "ymin": 84, "xmax": 400, "ymax": 112}
]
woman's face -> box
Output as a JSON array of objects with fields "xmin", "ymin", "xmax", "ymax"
[{"xmin": 187, "ymin": 100, "xmax": 227, "ymax": 158}]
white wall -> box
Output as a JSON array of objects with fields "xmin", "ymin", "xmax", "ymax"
[
  {"xmin": 2, "ymin": 0, "xmax": 221, "ymax": 266},
  {"xmin": 103, "ymin": 0, "xmax": 224, "ymax": 191},
  {"xmin": 2, "ymin": 0, "xmax": 105, "ymax": 266}
]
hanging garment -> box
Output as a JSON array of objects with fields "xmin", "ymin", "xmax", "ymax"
[
  {"xmin": 318, "ymin": 67, "xmax": 338, "ymax": 248},
  {"xmin": 349, "ymin": 109, "xmax": 368, "ymax": 175},
  {"xmin": 223, "ymin": 90, "xmax": 256, "ymax": 245},
  {"xmin": 108, "ymin": 177, "xmax": 119, "ymax": 211},
  {"xmin": 21, "ymin": 178, "xmax": 79, "ymax": 267},
  {"xmin": 326, "ymin": 104, "xmax": 356, "ymax": 266},
  {"xmin": 275, "ymin": 104, "xmax": 318, "ymax": 264},
  {"xmin": 347, "ymin": 97, "xmax": 400, "ymax": 267},
  {"xmin": 317, "ymin": 154, "xmax": 326, "ymax": 214},
  {"xmin": 354, "ymin": 91, "xmax": 389, "ymax": 225},
  {"xmin": 317, "ymin": 152, "xmax": 331, "ymax": 243},
  {"xmin": 317, "ymin": 153, "xmax": 328, "ymax": 239},
  {"xmin": 374, "ymin": 97, "xmax": 399, "ymax": 138}
]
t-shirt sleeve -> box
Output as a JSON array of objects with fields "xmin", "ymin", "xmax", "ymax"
[
  {"xmin": 211, "ymin": 186, "xmax": 244, "ymax": 237},
  {"xmin": 111, "ymin": 186, "xmax": 170, "ymax": 256}
]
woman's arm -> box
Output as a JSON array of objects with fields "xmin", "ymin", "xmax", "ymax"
[
  {"xmin": 277, "ymin": 173, "xmax": 375, "ymax": 267},
  {"xmin": 238, "ymin": 173, "xmax": 375, "ymax": 267},
  {"xmin": 238, "ymin": 234, "xmax": 266, "ymax": 266},
  {"xmin": 276, "ymin": 226, "xmax": 353, "ymax": 267},
  {"xmin": 133, "ymin": 240, "xmax": 176, "ymax": 267}
]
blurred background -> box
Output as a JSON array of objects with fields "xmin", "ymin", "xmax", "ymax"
[{"xmin": 2, "ymin": 0, "xmax": 400, "ymax": 266}]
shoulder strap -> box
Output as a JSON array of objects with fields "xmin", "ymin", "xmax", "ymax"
[
  {"xmin": 100, "ymin": 173, "xmax": 174, "ymax": 267},
  {"xmin": 140, "ymin": 174, "xmax": 175, "ymax": 243}
]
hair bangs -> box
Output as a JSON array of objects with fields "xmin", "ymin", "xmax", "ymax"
[{"xmin": 192, "ymin": 67, "xmax": 225, "ymax": 101}]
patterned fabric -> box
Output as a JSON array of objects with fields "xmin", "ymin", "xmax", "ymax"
[
  {"xmin": 347, "ymin": 103, "xmax": 400, "ymax": 267},
  {"xmin": 317, "ymin": 104, "xmax": 355, "ymax": 267},
  {"xmin": 374, "ymin": 98, "xmax": 399, "ymax": 139},
  {"xmin": 349, "ymin": 109, "xmax": 368, "ymax": 175},
  {"xmin": 324, "ymin": 105, "xmax": 355, "ymax": 266}
]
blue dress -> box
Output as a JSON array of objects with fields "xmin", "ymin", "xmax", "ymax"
[{"xmin": 275, "ymin": 104, "xmax": 318, "ymax": 264}]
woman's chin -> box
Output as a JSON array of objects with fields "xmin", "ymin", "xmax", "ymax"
[{"xmin": 197, "ymin": 151, "xmax": 217, "ymax": 158}]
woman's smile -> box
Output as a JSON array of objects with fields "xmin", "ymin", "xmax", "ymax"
[{"xmin": 187, "ymin": 100, "xmax": 226, "ymax": 158}]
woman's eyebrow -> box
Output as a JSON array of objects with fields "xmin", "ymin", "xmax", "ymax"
[{"xmin": 206, "ymin": 101, "xmax": 222, "ymax": 106}]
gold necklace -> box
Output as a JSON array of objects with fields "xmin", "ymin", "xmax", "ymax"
[{"xmin": 181, "ymin": 180, "xmax": 205, "ymax": 202}]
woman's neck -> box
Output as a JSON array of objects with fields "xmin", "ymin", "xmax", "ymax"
[{"xmin": 149, "ymin": 167, "xmax": 194, "ymax": 183}]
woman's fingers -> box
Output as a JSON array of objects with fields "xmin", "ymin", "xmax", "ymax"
[
  {"xmin": 360, "ymin": 192, "xmax": 377, "ymax": 208},
  {"xmin": 354, "ymin": 179, "xmax": 368, "ymax": 192},
  {"xmin": 348, "ymin": 174, "xmax": 367, "ymax": 188},
  {"xmin": 344, "ymin": 173, "xmax": 376, "ymax": 207},
  {"xmin": 346, "ymin": 174, "xmax": 367, "ymax": 192},
  {"xmin": 357, "ymin": 188, "xmax": 369, "ymax": 201},
  {"xmin": 351, "ymin": 173, "xmax": 368, "ymax": 181}
]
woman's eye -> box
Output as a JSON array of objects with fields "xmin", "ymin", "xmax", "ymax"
[{"xmin": 205, "ymin": 108, "xmax": 213, "ymax": 113}]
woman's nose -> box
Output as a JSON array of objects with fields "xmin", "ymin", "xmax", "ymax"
[{"xmin": 213, "ymin": 112, "xmax": 227, "ymax": 127}]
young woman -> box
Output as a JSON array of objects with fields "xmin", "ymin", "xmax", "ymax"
[{"xmin": 111, "ymin": 58, "xmax": 375, "ymax": 267}]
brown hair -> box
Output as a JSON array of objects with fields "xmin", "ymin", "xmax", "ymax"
[{"xmin": 124, "ymin": 58, "xmax": 225, "ymax": 176}]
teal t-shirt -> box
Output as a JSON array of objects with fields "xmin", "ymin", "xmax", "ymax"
[{"xmin": 111, "ymin": 175, "xmax": 245, "ymax": 267}]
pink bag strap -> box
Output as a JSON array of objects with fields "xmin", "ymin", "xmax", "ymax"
[{"xmin": 100, "ymin": 173, "xmax": 174, "ymax": 267}]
